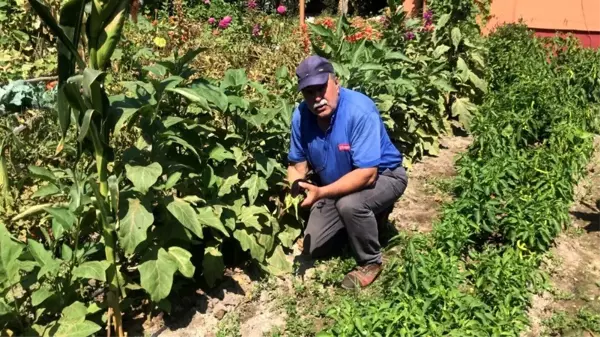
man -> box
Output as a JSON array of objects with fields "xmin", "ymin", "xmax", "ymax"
[{"xmin": 287, "ymin": 55, "xmax": 408, "ymax": 289}]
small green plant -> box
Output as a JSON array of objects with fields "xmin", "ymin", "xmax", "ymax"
[{"xmin": 217, "ymin": 311, "xmax": 241, "ymax": 337}]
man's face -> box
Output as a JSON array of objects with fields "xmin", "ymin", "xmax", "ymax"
[{"xmin": 301, "ymin": 75, "xmax": 339, "ymax": 119}]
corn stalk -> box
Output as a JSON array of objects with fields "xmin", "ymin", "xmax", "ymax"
[{"xmin": 27, "ymin": 0, "xmax": 131, "ymax": 335}]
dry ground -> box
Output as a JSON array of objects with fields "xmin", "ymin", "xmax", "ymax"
[
  {"xmin": 525, "ymin": 138, "xmax": 600, "ymax": 337},
  {"xmin": 140, "ymin": 134, "xmax": 473, "ymax": 337}
]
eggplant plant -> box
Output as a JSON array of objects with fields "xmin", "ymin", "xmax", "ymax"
[{"xmin": 2, "ymin": 0, "xmax": 304, "ymax": 335}]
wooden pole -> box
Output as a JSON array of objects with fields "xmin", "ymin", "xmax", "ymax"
[{"xmin": 299, "ymin": 0, "xmax": 305, "ymax": 25}]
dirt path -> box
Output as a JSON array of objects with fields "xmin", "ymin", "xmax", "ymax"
[
  {"xmin": 141, "ymin": 135, "xmax": 473, "ymax": 337},
  {"xmin": 390, "ymin": 134, "xmax": 472, "ymax": 233},
  {"xmin": 525, "ymin": 138, "xmax": 600, "ymax": 337}
]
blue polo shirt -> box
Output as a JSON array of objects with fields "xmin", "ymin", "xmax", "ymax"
[{"xmin": 288, "ymin": 87, "xmax": 402, "ymax": 186}]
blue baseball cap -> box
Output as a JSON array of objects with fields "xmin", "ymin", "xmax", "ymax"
[{"xmin": 295, "ymin": 55, "xmax": 335, "ymax": 91}]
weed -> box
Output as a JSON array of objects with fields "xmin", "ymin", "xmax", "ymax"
[{"xmin": 216, "ymin": 312, "xmax": 241, "ymax": 337}]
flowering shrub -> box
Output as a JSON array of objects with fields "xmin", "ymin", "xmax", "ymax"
[{"xmin": 345, "ymin": 17, "xmax": 383, "ymax": 42}]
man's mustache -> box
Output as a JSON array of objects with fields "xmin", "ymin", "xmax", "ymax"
[{"xmin": 313, "ymin": 98, "xmax": 328, "ymax": 109}]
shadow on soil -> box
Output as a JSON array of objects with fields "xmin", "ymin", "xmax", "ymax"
[
  {"xmin": 136, "ymin": 272, "xmax": 251, "ymax": 337},
  {"xmin": 570, "ymin": 211, "xmax": 600, "ymax": 232}
]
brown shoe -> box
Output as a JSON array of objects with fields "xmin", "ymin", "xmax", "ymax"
[{"xmin": 341, "ymin": 263, "xmax": 383, "ymax": 289}]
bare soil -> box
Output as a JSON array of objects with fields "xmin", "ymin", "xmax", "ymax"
[
  {"xmin": 390, "ymin": 134, "xmax": 472, "ymax": 233},
  {"xmin": 141, "ymin": 135, "xmax": 473, "ymax": 337},
  {"xmin": 524, "ymin": 138, "xmax": 600, "ymax": 337}
]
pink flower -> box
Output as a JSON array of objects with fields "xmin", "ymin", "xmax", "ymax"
[
  {"xmin": 219, "ymin": 16, "xmax": 232, "ymax": 29},
  {"xmin": 252, "ymin": 23, "xmax": 261, "ymax": 36},
  {"xmin": 204, "ymin": 0, "xmax": 210, "ymax": 4},
  {"xmin": 276, "ymin": 4, "xmax": 286, "ymax": 14},
  {"xmin": 208, "ymin": 17, "xmax": 215, "ymax": 24},
  {"xmin": 247, "ymin": 0, "xmax": 257, "ymax": 9}
]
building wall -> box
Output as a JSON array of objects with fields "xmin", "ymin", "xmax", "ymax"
[{"xmin": 402, "ymin": 0, "xmax": 600, "ymax": 48}]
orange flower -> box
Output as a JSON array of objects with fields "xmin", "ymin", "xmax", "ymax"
[{"xmin": 46, "ymin": 80, "xmax": 57, "ymax": 90}]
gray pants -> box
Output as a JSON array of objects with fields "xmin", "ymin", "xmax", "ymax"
[{"xmin": 302, "ymin": 166, "xmax": 408, "ymax": 265}]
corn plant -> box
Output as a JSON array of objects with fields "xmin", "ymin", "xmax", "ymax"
[{"xmin": 3, "ymin": 0, "xmax": 304, "ymax": 333}]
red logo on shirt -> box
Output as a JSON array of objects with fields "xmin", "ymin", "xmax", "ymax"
[{"xmin": 338, "ymin": 143, "xmax": 351, "ymax": 151}]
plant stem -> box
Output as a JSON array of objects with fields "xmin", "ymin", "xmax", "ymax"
[
  {"xmin": 90, "ymin": 125, "xmax": 108, "ymax": 196},
  {"xmin": 90, "ymin": 178, "xmax": 123, "ymax": 337}
]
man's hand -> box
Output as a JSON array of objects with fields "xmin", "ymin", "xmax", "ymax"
[{"xmin": 298, "ymin": 181, "xmax": 322, "ymax": 208}]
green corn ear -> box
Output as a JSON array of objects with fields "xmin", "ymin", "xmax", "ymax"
[{"xmin": 96, "ymin": 0, "xmax": 128, "ymax": 70}]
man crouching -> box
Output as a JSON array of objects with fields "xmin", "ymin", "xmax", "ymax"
[{"xmin": 286, "ymin": 55, "xmax": 408, "ymax": 289}]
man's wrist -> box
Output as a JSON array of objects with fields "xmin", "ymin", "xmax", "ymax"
[{"xmin": 318, "ymin": 185, "xmax": 333, "ymax": 199}]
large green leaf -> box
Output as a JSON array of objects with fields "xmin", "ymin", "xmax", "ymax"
[
  {"xmin": 384, "ymin": 51, "xmax": 413, "ymax": 63},
  {"xmin": 167, "ymin": 197, "xmax": 204, "ymax": 239},
  {"xmin": 166, "ymin": 135, "xmax": 201, "ymax": 160},
  {"xmin": 55, "ymin": 320, "xmax": 102, "ymax": 337},
  {"xmin": 43, "ymin": 207, "xmax": 76, "ymax": 231},
  {"xmin": 143, "ymin": 64, "xmax": 168, "ymax": 77},
  {"xmin": 31, "ymin": 287, "xmax": 54, "ymax": 306},
  {"xmin": 0, "ymin": 299, "xmax": 12, "ymax": 315},
  {"xmin": 255, "ymin": 154, "xmax": 275, "ymax": 179},
  {"xmin": 192, "ymin": 83, "xmax": 228, "ymax": 112},
  {"xmin": 433, "ymin": 45, "xmax": 451, "ymax": 59},
  {"xmin": 265, "ymin": 246, "xmax": 292, "ymax": 276},
  {"xmin": 167, "ymin": 87, "xmax": 210, "ymax": 110},
  {"xmin": 28, "ymin": 165, "xmax": 57, "ymax": 183},
  {"xmin": 56, "ymin": 88, "xmax": 71, "ymax": 146},
  {"xmin": 238, "ymin": 206, "xmax": 269, "ymax": 231},
  {"xmin": 228, "ymin": 95, "xmax": 249, "ymax": 110},
  {"xmin": 113, "ymin": 108, "xmax": 139, "ymax": 136},
  {"xmin": 456, "ymin": 57, "xmax": 469, "ymax": 82},
  {"xmin": 232, "ymin": 147, "xmax": 247, "ymax": 166},
  {"xmin": 359, "ymin": 63, "xmax": 385, "ymax": 72},
  {"xmin": 431, "ymin": 78, "xmax": 456, "ymax": 93},
  {"xmin": 27, "ymin": 240, "xmax": 60, "ymax": 278},
  {"xmin": 451, "ymin": 27, "xmax": 462, "ymax": 50},
  {"xmin": 234, "ymin": 229, "xmax": 265, "ymax": 261},
  {"xmin": 436, "ymin": 13, "xmax": 450, "ymax": 31},
  {"xmin": 307, "ymin": 22, "xmax": 334, "ymax": 38},
  {"xmin": 452, "ymin": 98, "xmax": 477, "ymax": 131},
  {"xmin": 197, "ymin": 206, "xmax": 229, "ymax": 237},
  {"xmin": 203, "ymin": 245, "xmax": 224, "ymax": 287},
  {"xmin": 222, "ymin": 68, "xmax": 248, "ymax": 88},
  {"xmin": 72, "ymin": 261, "xmax": 109, "ymax": 282},
  {"xmin": 209, "ymin": 144, "xmax": 235, "ymax": 162},
  {"xmin": 32, "ymin": 184, "xmax": 61, "ymax": 198},
  {"xmin": 81, "ymin": 68, "xmax": 106, "ymax": 101},
  {"xmin": 138, "ymin": 248, "xmax": 178, "ymax": 302},
  {"xmin": 218, "ymin": 173, "xmax": 240, "ymax": 197},
  {"xmin": 56, "ymin": 0, "xmax": 85, "ymax": 140},
  {"xmin": 76, "ymin": 109, "xmax": 96, "ymax": 142},
  {"xmin": 278, "ymin": 226, "xmax": 301, "ymax": 248},
  {"xmin": 125, "ymin": 162, "xmax": 162, "ymax": 194},
  {"xmin": 167, "ymin": 247, "xmax": 195, "ymax": 278},
  {"xmin": 59, "ymin": 301, "xmax": 87, "ymax": 324},
  {"xmin": 118, "ymin": 198, "xmax": 154, "ymax": 255},
  {"xmin": 240, "ymin": 174, "xmax": 268, "ymax": 205},
  {"xmin": 468, "ymin": 71, "xmax": 488, "ymax": 93}
]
